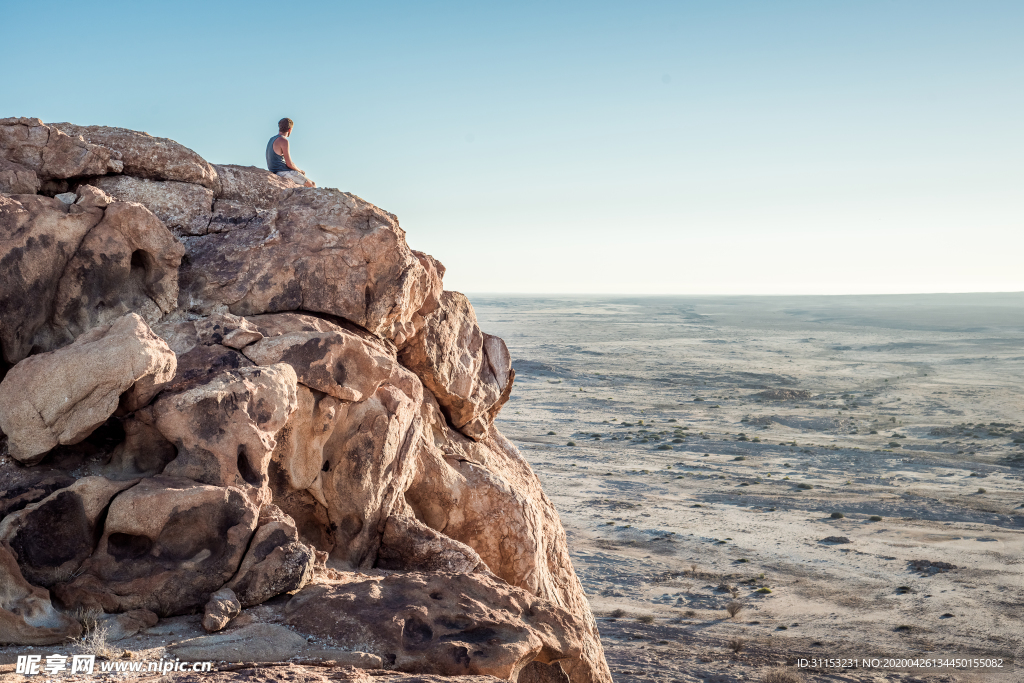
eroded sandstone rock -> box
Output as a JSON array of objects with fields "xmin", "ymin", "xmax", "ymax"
[
  {"xmin": 0, "ymin": 543, "xmax": 82, "ymax": 645},
  {"xmin": 88, "ymin": 175, "xmax": 214, "ymax": 236},
  {"xmin": 49, "ymin": 122, "xmax": 217, "ymax": 189},
  {"xmin": 0, "ymin": 157, "xmax": 41, "ymax": 194},
  {"xmin": 156, "ymin": 364, "xmax": 299, "ymax": 503},
  {"xmin": 0, "ymin": 313, "xmax": 176, "ymax": 464},
  {"xmin": 377, "ymin": 514, "xmax": 485, "ymax": 574},
  {"xmin": 0, "ymin": 476, "xmax": 137, "ymax": 587},
  {"xmin": 55, "ymin": 477, "xmax": 259, "ymax": 616},
  {"xmin": 285, "ymin": 572, "xmax": 585, "ymax": 680},
  {"xmin": 202, "ymin": 587, "xmax": 241, "ymax": 633},
  {"xmin": 212, "ymin": 164, "xmax": 296, "ymax": 210},
  {"xmin": 399, "ymin": 291, "xmax": 513, "ymax": 440},
  {"xmin": 169, "ymin": 623, "xmax": 307, "ymax": 662},
  {"xmin": 225, "ymin": 504, "xmax": 316, "ymax": 607},
  {"xmin": 177, "ymin": 189, "xmax": 441, "ymax": 341},
  {"xmin": 0, "ymin": 117, "xmax": 123, "ymax": 180}
]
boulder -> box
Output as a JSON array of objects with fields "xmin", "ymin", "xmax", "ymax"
[
  {"xmin": 376, "ymin": 514, "xmax": 485, "ymax": 574},
  {"xmin": 0, "ymin": 543, "xmax": 82, "ymax": 646},
  {"xmin": 177, "ymin": 189, "xmax": 441, "ymax": 341},
  {"xmin": 398, "ymin": 291, "xmax": 513, "ymax": 440},
  {"xmin": 0, "ymin": 117, "xmax": 123, "ymax": 180},
  {"xmin": 284, "ymin": 572, "xmax": 585, "ymax": 680},
  {"xmin": 0, "ymin": 476, "xmax": 137, "ymax": 587},
  {"xmin": 202, "ymin": 587, "xmax": 241, "ymax": 633},
  {"xmin": 212, "ymin": 164, "xmax": 296, "ymax": 209},
  {"xmin": 156, "ymin": 363, "xmax": 299, "ymax": 503},
  {"xmin": 54, "ymin": 477, "xmax": 259, "ymax": 616},
  {"xmin": 0, "ymin": 466, "xmax": 74, "ymax": 520},
  {"xmin": 195, "ymin": 313, "xmax": 263, "ymax": 349},
  {"xmin": 168, "ymin": 623, "xmax": 307, "ymax": 662},
  {"xmin": 0, "ymin": 193, "xmax": 105, "ymax": 364},
  {"xmin": 102, "ymin": 407, "xmax": 177, "ymax": 479},
  {"xmin": 319, "ymin": 382, "xmax": 421, "ymax": 569},
  {"xmin": 42, "ymin": 186, "xmax": 185, "ymax": 351},
  {"xmin": 0, "ymin": 313, "xmax": 176, "ymax": 465},
  {"xmin": 49, "ymin": 122, "xmax": 217, "ymax": 189},
  {"xmin": 87, "ymin": 175, "xmax": 214, "ymax": 237},
  {"xmin": 243, "ymin": 313, "xmax": 396, "ymax": 402},
  {"xmin": 0, "ymin": 157, "xmax": 40, "ymax": 194},
  {"xmin": 225, "ymin": 504, "xmax": 316, "ymax": 607}
]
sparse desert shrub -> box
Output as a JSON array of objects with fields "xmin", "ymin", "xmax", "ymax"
[
  {"xmin": 672, "ymin": 438, "xmax": 684, "ymax": 443},
  {"xmin": 566, "ymin": 441, "xmax": 576, "ymax": 446},
  {"xmin": 725, "ymin": 601, "xmax": 743, "ymax": 618},
  {"xmin": 77, "ymin": 621, "xmax": 114, "ymax": 659},
  {"xmin": 637, "ymin": 615, "xmax": 655, "ymax": 624},
  {"xmin": 609, "ymin": 608, "xmax": 626, "ymax": 619},
  {"xmin": 977, "ymin": 488, "xmax": 986, "ymax": 494},
  {"xmin": 727, "ymin": 637, "xmax": 745, "ymax": 653},
  {"xmin": 796, "ymin": 482, "xmax": 812, "ymax": 489},
  {"xmin": 755, "ymin": 587, "xmax": 772, "ymax": 594},
  {"xmin": 894, "ymin": 624, "xmax": 913, "ymax": 632},
  {"xmin": 547, "ymin": 431, "xmax": 556, "ymax": 435},
  {"xmin": 657, "ymin": 444, "xmax": 672, "ymax": 450},
  {"xmin": 684, "ymin": 609, "xmax": 697, "ymax": 617},
  {"xmin": 869, "ymin": 515, "xmax": 883, "ymax": 521},
  {"xmin": 752, "ymin": 437, "xmax": 761, "ymax": 442},
  {"xmin": 734, "ymin": 455, "xmax": 746, "ymax": 461},
  {"xmin": 762, "ymin": 668, "xmax": 804, "ymax": 683},
  {"xmin": 830, "ymin": 511, "xmax": 844, "ymax": 519}
]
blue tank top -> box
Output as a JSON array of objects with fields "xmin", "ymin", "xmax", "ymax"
[{"xmin": 266, "ymin": 135, "xmax": 288, "ymax": 173}]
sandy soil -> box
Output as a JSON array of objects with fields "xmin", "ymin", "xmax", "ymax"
[{"xmin": 474, "ymin": 293, "xmax": 1024, "ymax": 683}]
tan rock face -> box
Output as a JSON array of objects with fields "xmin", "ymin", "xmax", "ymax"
[
  {"xmin": 399, "ymin": 291, "xmax": 514, "ymax": 440},
  {"xmin": 0, "ymin": 117, "xmax": 123, "ymax": 180},
  {"xmin": 156, "ymin": 363, "xmax": 299, "ymax": 502},
  {"xmin": 0, "ymin": 476, "xmax": 138, "ymax": 587},
  {"xmin": 225, "ymin": 504, "xmax": 316, "ymax": 607},
  {"xmin": 49, "ymin": 122, "xmax": 217, "ymax": 189},
  {"xmin": 0, "ymin": 157, "xmax": 41, "ymax": 194},
  {"xmin": 377, "ymin": 514, "xmax": 485, "ymax": 574},
  {"xmin": 0, "ymin": 187, "xmax": 184, "ymax": 363},
  {"xmin": 212, "ymin": 164, "xmax": 296, "ymax": 210},
  {"xmin": 88, "ymin": 175, "xmax": 214, "ymax": 237},
  {"xmin": 201, "ymin": 587, "xmax": 241, "ymax": 633},
  {"xmin": 284, "ymin": 572, "xmax": 585, "ymax": 680},
  {"xmin": 0, "ymin": 543, "xmax": 82, "ymax": 646},
  {"xmin": 55, "ymin": 477, "xmax": 259, "ymax": 616},
  {"xmin": 177, "ymin": 189, "xmax": 441, "ymax": 341},
  {"xmin": 0, "ymin": 193, "xmax": 104, "ymax": 364},
  {"xmin": 0, "ymin": 313, "xmax": 176, "ymax": 464}
]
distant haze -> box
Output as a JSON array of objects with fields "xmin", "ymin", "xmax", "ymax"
[{"xmin": 8, "ymin": 1, "xmax": 1023, "ymax": 295}]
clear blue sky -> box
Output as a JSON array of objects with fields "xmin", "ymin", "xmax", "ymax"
[{"xmin": 8, "ymin": 1, "xmax": 1023, "ymax": 294}]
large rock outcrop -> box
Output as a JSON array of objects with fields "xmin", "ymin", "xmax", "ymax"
[
  {"xmin": 0, "ymin": 313, "xmax": 175, "ymax": 464},
  {"xmin": 0, "ymin": 118, "xmax": 610, "ymax": 683}
]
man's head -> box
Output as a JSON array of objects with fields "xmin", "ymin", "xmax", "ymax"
[{"xmin": 278, "ymin": 118, "xmax": 294, "ymax": 134}]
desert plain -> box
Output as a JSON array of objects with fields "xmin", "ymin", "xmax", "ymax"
[{"xmin": 475, "ymin": 293, "xmax": 1024, "ymax": 683}]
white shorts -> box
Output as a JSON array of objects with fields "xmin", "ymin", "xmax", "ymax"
[{"xmin": 276, "ymin": 170, "xmax": 310, "ymax": 186}]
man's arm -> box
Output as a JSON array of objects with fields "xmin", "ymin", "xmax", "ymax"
[{"xmin": 275, "ymin": 138, "xmax": 304, "ymax": 173}]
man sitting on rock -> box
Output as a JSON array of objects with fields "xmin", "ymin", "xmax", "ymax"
[{"xmin": 267, "ymin": 118, "xmax": 316, "ymax": 187}]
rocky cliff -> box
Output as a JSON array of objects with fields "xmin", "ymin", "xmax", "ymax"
[{"xmin": 0, "ymin": 118, "xmax": 611, "ymax": 683}]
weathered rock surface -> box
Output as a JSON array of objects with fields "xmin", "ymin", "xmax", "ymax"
[
  {"xmin": 0, "ymin": 313, "xmax": 176, "ymax": 464},
  {"xmin": 49, "ymin": 122, "xmax": 217, "ymax": 189},
  {"xmin": 0, "ymin": 186, "xmax": 184, "ymax": 363},
  {"xmin": 285, "ymin": 572, "xmax": 585, "ymax": 680},
  {"xmin": 225, "ymin": 505, "xmax": 316, "ymax": 607},
  {"xmin": 156, "ymin": 363, "xmax": 298, "ymax": 501},
  {"xmin": 399, "ymin": 291, "xmax": 513, "ymax": 440},
  {"xmin": 177, "ymin": 190, "xmax": 441, "ymax": 342},
  {"xmin": 202, "ymin": 587, "xmax": 241, "ymax": 633},
  {"xmin": 377, "ymin": 514, "xmax": 485, "ymax": 574},
  {"xmin": 99, "ymin": 608, "xmax": 159, "ymax": 641},
  {"xmin": 87, "ymin": 175, "xmax": 214, "ymax": 236},
  {"xmin": 0, "ymin": 157, "xmax": 40, "ymax": 194},
  {"xmin": 169, "ymin": 623, "xmax": 308, "ymax": 662},
  {"xmin": 0, "ymin": 118, "xmax": 611, "ymax": 683},
  {"xmin": 0, "ymin": 476, "xmax": 137, "ymax": 587},
  {"xmin": 55, "ymin": 477, "xmax": 259, "ymax": 616},
  {"xmin": 0, "ymin": 118, "xmax": 123, "ymax": 180},
  {"xmin": 0, "ymin": 543, "xmax": 82, "ymax": 645}
]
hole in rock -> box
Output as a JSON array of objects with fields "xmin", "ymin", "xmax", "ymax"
[
  {"xmin": 237, "ymin": 445, "xmax": 263, "ymax": 486},
  {"xmin": 322, "ymin": 460, "xmax": 331, "ymax": 472},
  {"xmin": 107, "ymin": 532, "xmax": 154, "ymax": 561}
]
